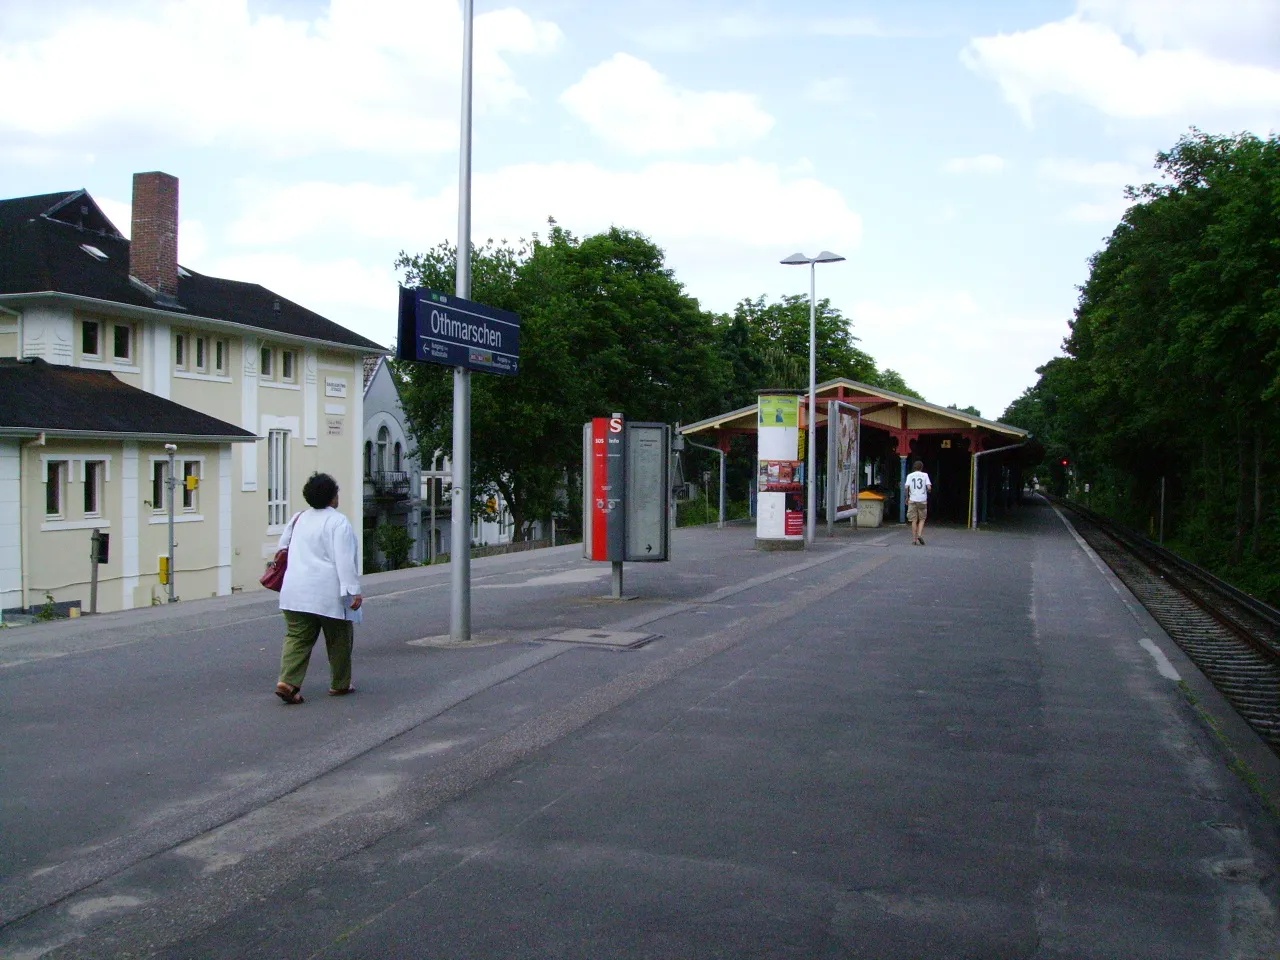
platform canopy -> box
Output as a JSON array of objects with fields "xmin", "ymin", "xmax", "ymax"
[{"xmin": 680, "ymin": 378, "xmax": 1027, "ymax": 451}]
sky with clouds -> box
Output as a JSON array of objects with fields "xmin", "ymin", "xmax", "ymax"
[{"xmin": 2, "ymin": 0, "xmax": 1277, "ymax": 419}]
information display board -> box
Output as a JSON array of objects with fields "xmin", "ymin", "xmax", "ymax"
[
  {"xmin": 624, "ymin": 422, "xmax": 670, "ymax": 561},
  {"xmin": 582, "ymin": 416, "xmax": 670, "ymax": 562},
  {"xmin": 826, "ymin": 401, "xmax": 861, "ymax": 521},
  {"xmin": 397, "ymin": 286, "xmax": 520, "ymax": 376},
  {"xmin": 583, "ymin": 416, "xmax": 625, "ymax": 561}
]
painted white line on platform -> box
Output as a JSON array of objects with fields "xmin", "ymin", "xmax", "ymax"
[
  {"xmin": 1138, "ymin": 638, "xmax": 1182, "ymax": 681},
  {"xmin": 476, "ymin": 568, "xmax": 608, "ymax": 588}
]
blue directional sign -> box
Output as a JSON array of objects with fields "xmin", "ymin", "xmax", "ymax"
[{"xmin": 397, "ymin": 287, "xmax": 520, "ymax": 376}]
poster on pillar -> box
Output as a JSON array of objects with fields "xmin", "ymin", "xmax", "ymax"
[
  {"xmin": 827, "ymin": 401, "xmax": 860, "ymax": 520},
  {"xmin": 756, "ymin": 390, "xmax": 806, "ymax": 542}
]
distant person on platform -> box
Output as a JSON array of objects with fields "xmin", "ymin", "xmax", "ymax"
[
  {"xmin": 904, "ymin": 460, "xmax": 932, "ymax": 546},
  {"xmin": 273, "ymin": 472, "xmax": 363, "ymax": 704}
]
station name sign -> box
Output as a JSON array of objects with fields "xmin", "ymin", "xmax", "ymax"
[{"xmin": 397, "ymin": 287, "xmax": 520, "ymax": 376}]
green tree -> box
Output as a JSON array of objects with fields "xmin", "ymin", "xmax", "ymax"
[
  {"xmin": 395, "ymin": 223, "xmax": 730, "ymax": 541},
  {"xmin": 710, "ymin": 295, "xmax": 918, "ymax": 409},
  {"xmin": 375, "ymin": 523, "xmax": 414, "ymax": 571},
  {"xmin": 1015, "ymin": 129, "xmax": 1280, "ymax": 601}
]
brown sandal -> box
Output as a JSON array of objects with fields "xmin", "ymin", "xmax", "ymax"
[
  {"xmin": 275, "ymin": 682, "xmax": 304, "ymax": 705},
  {"xmin": 328, "ymin": 686, "xmax": 355, "ymax": 697}
]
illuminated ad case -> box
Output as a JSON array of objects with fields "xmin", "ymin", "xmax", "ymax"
[
  {"xmin": 582, "ymin": 416, "xmax": 671, "ymax": 562},
  {"xmin": 755, "ymin": 391, "xmax": 806, "ymax": 541},
  {"xmin": 826, "ymin": 400, "xmax": 861, "ymax": 521},
  {"xmin": 397, "ymin": 287, "xmax": 520, "ymax": 376}
]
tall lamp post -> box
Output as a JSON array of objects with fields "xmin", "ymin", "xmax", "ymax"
[
  {"xmin": 451, "ymin": 0, "xmax": 474, "ymax": 643},
  {"xmin": 781, "ymin": 251, "xmax": 845, "ymax": 545}
]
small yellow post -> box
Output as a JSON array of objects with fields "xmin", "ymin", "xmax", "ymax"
[{"xmin": 158, "ymin": 556, "xmax": 170, "ymax": 585}]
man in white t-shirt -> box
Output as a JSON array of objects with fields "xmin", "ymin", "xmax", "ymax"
[{"xmin": 904, "ymin": 459, "xmax": 932, "ymax": 545}]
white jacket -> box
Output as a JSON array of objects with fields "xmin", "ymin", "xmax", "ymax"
[{"xmin": 277, "ymin": 507, "xmax": 361, "ymax": 620}]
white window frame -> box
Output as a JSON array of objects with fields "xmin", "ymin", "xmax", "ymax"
[
  {"xmin": 174, "ymin": 331, "xmax": 188, "ymax": 371},
  {"xmin": 111, "ymin": 322, "xmax": 135, "ymax": 364},
  {"xmin": 44, "ymin": 459, "xmax": 68, "ymax": 519},
  {"xmin": 84, "ymin": 459, "xmax": 105, "ymax": 517},
  {"xmin": 280, "ymin": 349, "xmax": 296, "ymax": 383},
  {"xmin": 267, "ymin": 429, "xmax": 290, "ymax": 528},
  {"xmin": 81, "ymin": 319, "xmax": 102, "ymax": 360},
  {"xmin": 376, "ymin": 426, "xmax": 389, "ymax": 474},
  {"xmin": 181, "ymin": 459, "xmax": 202, "ymax": 512},
  {"xmin": 151, "ymin": 460, "xmax": 169, "ymax": 514},
  {"xmin": 214, "ymin": 339, "xmax": 229, "ymax": 377},
  {"xmin": 194, "ymin": 336, "xmax": 209, "ymax": 374},
  {"xmin": 260, "ymin": 345, "xmax": 274, "ymax": 381}
]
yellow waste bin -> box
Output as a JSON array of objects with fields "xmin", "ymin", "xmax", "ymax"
[{"xmin": 856, "ymin": 490, "xmax": 885, "ymax": 528}]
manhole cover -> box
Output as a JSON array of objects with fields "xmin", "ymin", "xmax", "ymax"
[{"xmin": 541, "ymin": 628, "xmax": 657, "ymax": 649}]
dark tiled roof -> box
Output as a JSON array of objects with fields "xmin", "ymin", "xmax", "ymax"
[
  {"xmin": 0, "ymin": 358, "xmax": 257, "ymax": 441},
  {"xmin": 0, "ymin": 190, "xmax": 385, "ymax": 352},
  {"xmin": 363, "ymin": 355, "xmax": 381, "ymax": 392}
]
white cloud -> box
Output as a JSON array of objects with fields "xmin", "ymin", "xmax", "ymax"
[
  {"xmin": 560, "ymin": 54, "xmax": 774, "ymax": 154},
  {"xmin": 1078, "ymin": 0, "xmax": 1280, "ymax": 66},
  {"xmin": 1037, "ymin": 158, "xmax": 1147, "ymax": 223},
  {"xmin": 943, "ymin": 154, "xmax": 1006, "ymax": 174},
  {"xmin": 226, "ymin": 159, "xmax": 861, "ymax": 259},
  {"xmin": 1037, "ymin": 158, "xmax": 1145, "ymax": 186},
  {"xmin": 850, "ymin": 293, "xmax": 1068, "ymax": 418},
  {"xmin": 803, "ymin": 78, "xmax": 853, "ymax": 104},
  {"xmin": 97, "ymin": 196, "xmax": 210, "ymax": 261},
  {"xmin": 211, "ymin": 159, "xmax": 863, "ymax": 344},
  {"xmin": 0, "ymin": 0, "xmax": 562, "ymax": 158},
  {"xmin": 0, "ymin": 145, "xmax": 96, "ymax": 168},
  {"xmin": 1062, "ymin": 199, "xmax": 1134, "ymax": 224},
  {"xmin": 963, "ymin": 9, "xmax": 1280, "ymax": 128},
  {"xmin": 810, "ymin": 17, "xmax": 886, "ymax": 38},
  {"xmin": 633, "ymin": 13, "xmax": 885, "ymax": 51},
  {"xmin": 206, "ymin": 250, "xmax": 401, "ymax": 348}
]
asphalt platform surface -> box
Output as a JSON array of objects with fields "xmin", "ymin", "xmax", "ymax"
[{"xmin": 1, "ymin": 498, "xmax": 1278, "ymax": 959}]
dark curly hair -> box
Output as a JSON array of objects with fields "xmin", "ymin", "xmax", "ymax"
[{"xmin": 302, "ymin": 472, "xmax": 339, "ymax": 509}]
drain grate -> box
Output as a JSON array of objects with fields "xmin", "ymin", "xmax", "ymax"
[{"xmin": 541, "ymin": 628, "xmax": 657, "ymax": 649}]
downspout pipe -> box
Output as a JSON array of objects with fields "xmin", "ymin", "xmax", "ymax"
[
  {"xmin": 19, "ymin": 432, "xmax": 47, "ymax": 612},
  {"xmin": 970, "ymin": 442, "xmax": 1027, "ymax": 529}
]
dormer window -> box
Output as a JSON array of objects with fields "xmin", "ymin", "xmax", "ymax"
[
  {"xmin": 80, "ymin": 244, "xmax": 108, "ymax": 261},
  {"xmin": 112, "ymin": 322, "xmax": 134, "ymax": 363},
  {"xmin": 82, "ymin": 319, "xmax": 101, "ymax": 359}
]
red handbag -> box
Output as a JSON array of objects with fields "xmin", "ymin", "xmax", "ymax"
[{"xmin": 260, "ymin": 514, "xmax": 298, "ymax": 591}]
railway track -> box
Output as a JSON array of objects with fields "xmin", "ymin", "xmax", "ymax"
[{"xmin": 1053, "ymin": 497, "xmax": 1280, "ymax": 754}]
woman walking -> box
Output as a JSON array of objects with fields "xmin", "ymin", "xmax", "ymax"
[{"xmin": 274, "ymin": 472, "xmax": 363, "ymax": 705}]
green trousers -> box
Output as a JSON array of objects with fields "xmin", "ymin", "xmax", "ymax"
[{"xmin": 279, "ymin": 610, "xmax": 354, "ymax": 691}]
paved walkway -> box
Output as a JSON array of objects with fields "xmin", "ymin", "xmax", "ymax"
[{"xmin": 1, "ymin": 499, "xmax": 1277, "ymax": 959}]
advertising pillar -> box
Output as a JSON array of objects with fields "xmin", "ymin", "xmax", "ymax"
[{"xmin": 755, "ymin": 389, "xmax": 806, "ymax": 550}]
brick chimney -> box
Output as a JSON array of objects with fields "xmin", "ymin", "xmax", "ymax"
[{"xmin": 130, "ymin": 172, "xmax": 179, "ymax": 298}]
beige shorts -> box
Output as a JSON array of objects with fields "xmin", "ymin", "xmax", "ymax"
[{"xmin": 906, "ymin": 501, "xmax": 927, "ymax": 522}]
